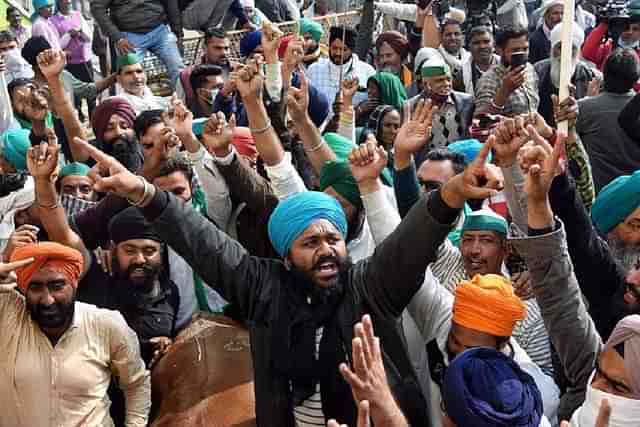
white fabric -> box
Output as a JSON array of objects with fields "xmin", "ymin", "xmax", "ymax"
[
  {"xmin": 0, "ymin": 71, "xmax": 21, "ymax": 134},
  {"xmin": 570, "ymin": 373, "xmax": 640, "ymax": 427},
  {"xmin": 307, "ymin": 55, "xmax": 375, "ymax": 107},
  {"xmin": 241, "ymin": 0, "xmax": 255, "ymax": 8},
  {"xmin": 374, "ymin": 1, "xmax": 418, "ymax": 23},
  {"xmin": 549, "ymin": 23, "xmax": 584, "ymax": 49},
  {"xmin": 414, "ymin": 47, "xmax": 442, "ymax": 74},
  {"xmin": 461, "ymin": 54, "xmax": 499, "ymax": 95},
  {"xmin": 0, "ymin": 177, "xmax": 35, "ymax": 252},
  {"xmin": 118, "ymin": 86, "xmax": 170, "ymax": 115},
  {"xmin": 2, "ymin": 48, "xmax": 34, "ymax": 84},
  {"xmin": 437, "ymin": 46, "xmax": 471, "ymax": 71},
  {"xmin": 265, "ymin": 62, "xmax": 283, "ymax": 103}
]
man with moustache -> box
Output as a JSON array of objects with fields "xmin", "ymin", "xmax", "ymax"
[
  {"xmin": 375, "ymin": 31, "xmax": 412, "ymax": 87},
  {"xmin": 307, "ymin": 26, "xmax": 375, "ymax": 105},
  {"xmin": 453, "ymin": 27, "xmax": 500, "ymax": 96},
  {"xmin": 115, "ymin": 53, "xmax": 170, "ymax": 114},
  {"xmin": 0, "ymin": 242, "xmax": 150, "ymax": 426},
  {"xmin": 529, "ymin": 0, "xmax": 564, "ymax": 64},
  {"xmin": 534, "ymin": 25, "xmax": 600, "ymax": 127}
]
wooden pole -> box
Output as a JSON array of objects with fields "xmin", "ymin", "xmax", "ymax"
[{"xmin": 557, "ymin": 0, "xmax": 575, "ymax": 134}]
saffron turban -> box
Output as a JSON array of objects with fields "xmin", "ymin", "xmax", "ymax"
[
  {"xmin": 604, "ymin": 315, "xmax": 640, "ymax": 398},
  {"xmin": 453, "ymin": 274, "xmax": 526, "ymax": 337},
  {"xmin": 592, "ymin": 170, "xmax": 640, "ymax": 235},
  {"xmin": 319, "ymin": 160, "xmax": 362, "ymax": 209},
  {"xmin": 268, "ymin": 191, "xmax": 347, "ymax": 257},
  {"xmin": 91, "ymin": 97, "xmax": 137, "ymax": 142},
  {"xmin": 11, "ymin": 242, "xmax": 83, "ymax": 293},
  {"xmin": 375, "ymin": 31, "xmax": 409, "ymax": 60},
  {"xmin": 443, "ymin": 347, "xmax": 543, "ymax": 427},
  {"xmin": 231, "ymin": 127, "xmax": 257, "ymax": 158},
  {"xmin": 462, "ymin": 209, "xmax": 508, "ymax": 237}
]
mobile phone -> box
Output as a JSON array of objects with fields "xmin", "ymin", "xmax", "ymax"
[{"xmin": 510, "ymin": 52, "xmax": 528, "ymax": 68}]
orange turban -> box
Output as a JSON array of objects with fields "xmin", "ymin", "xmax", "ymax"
[
  {"xmin": 453, "ymin": 274, "xmax": 526, "ymax": 337},
  {"xmin": 11, "ymin": 242, "xmax": 83, "ymax": 293}
]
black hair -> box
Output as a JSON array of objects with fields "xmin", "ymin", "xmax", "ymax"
[
  {"xmin": 468, "ymin": 26, "xmax": 493, "ymax": 43},
  {"xmin": 494, "ymin": 26, "xmax": 528, "ymax": 49},
  {"xmin": 439, "ymin": 18, "xmax": 462, "ymax": 34},
  {"xmin": 7, "ymin": 78, "xmax": 34, "ymax": 102},
  {"xmin": 189, "ymin": 64, "xmax": 224, "ymax": 92},
  {"xmin": 157, "ymin": 154, "xmax": 195, "ymax": 184},
  {"xmin": 204, "ymin": 27, "xmax": 227, "ymax": 44},
  {"xmin": 133, "ymin": 110, "xmax": 164, "ymax": 139},
  {"xmin": 6, "ymin": 5, "xmax": 19, "ymax": 16},
  {"xmin": 21, "ymin": 35, "xmax": 51, "ymax": 67},
  {"xmin": 603, "ymin": 48, "xmax": 640, "ymax": 94},
  {"xmin": 0, "ymin": 30, "xmax": 17, "ymax": 44},
  {"xmin": 424, "ymin": 148, "xmax": 466, "ymax": 174}
]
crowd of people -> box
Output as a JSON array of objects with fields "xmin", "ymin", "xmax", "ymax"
[{"xmin": 1, "ymin": 0, "xmax": 640, "ymax": 425}]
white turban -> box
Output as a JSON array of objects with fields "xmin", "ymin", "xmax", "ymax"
[
  {"xmin": 541, "ymin": 0, "xmax": 564, "ymax": 17},
  {"xmin": 549, "ymin": 23, "xmax": 585, "ymax": 49}
]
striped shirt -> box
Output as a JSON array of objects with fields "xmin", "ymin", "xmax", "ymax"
[{"xmin": 294, "ymin": 328, "xmax": 326, "ymax": 427}]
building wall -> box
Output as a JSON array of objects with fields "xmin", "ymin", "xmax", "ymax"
[{"xmin": 0, "ymin": 0, "xmax": 32, "ymax": 29}]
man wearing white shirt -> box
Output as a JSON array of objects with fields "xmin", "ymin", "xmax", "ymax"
[
  {"xmin": 307, "ymin": 26, "xmax": 375, "ymax": 106},
  {"xmin": 116, "ymin": 53, "xmax": 169, "ymax": 114}
]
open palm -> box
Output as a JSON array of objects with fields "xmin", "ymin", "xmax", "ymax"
[{"xmin": 394, "ymin": 99, "xmax": 436, "ymax": 154}]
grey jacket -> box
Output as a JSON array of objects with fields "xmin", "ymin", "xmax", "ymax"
[
  {"xmin": 91, "ymin": 0, "xmax": 181, "ymax": 41},
  {"xmin": 510, "ymin": 223, "xmax": 603, "ymax": 421}
]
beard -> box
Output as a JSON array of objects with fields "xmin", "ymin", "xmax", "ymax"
[
  {"xmin": 27, "ymin": 292, "xmax": 75, "ymax": 329},
  {"xmin": 378, "ymin": 64, "xmax": 401, "ymax": 74},
  {"xmin": 289, "ymin": 254, "xmax": 353, "ymax": 304},
  {"xmin": 330, "ymin": 53, "xmax": 350, "ymax": 66},
  {"xmin": 550, "ymin": 55, "xmax": 578, "ymax": 89},
  {"xmin": 607, "ymin": 234, "xmax": 640, "ymax": 273},
  {"xmin": 113, "ymin": 257, "xmax": 163, "ymax": 292},
  {"xmin": 104, "ymin": 134, "xmax": 144, "ymax": 172}
]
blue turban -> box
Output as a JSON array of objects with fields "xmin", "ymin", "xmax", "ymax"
[
  {"xmin": 268, "ymin": 191, "xmax": 348, "ymax": 257},
  {"xmin": 31, "ymin": 0, "xmax": 54, "ymax": 21},
  {"xmin": 240, "ymin": 30, "xmax": 262, "ymax": 58},
  {"xmin": 443, "ymin": 347, "xmax": 543, "ymax": 427},
  {"xmin": 1, "ymin": 129, "xmax": 31, "ymax": 172},
  {"xmin": 592, "ymin": 170, "xmax": 640, "ymax": 234},
  {"xmin": 448, "ymin": 139, "xmax": 492, "ymax": 165}
]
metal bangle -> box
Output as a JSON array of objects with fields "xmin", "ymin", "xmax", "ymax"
[
  {"xmin": 127, "ymin": 176, "xmax": 150, "ymax": 207},
  {"xmin": 250, "ymin": 120, "xmax": 272, "ymax": 135},
  {"xmin": 37, "ymin": 200, "xmax": 59, "ymax": 210},
  {"xmin": 304, "ymin": 140, "xmax": 325, "ymax": 153}
]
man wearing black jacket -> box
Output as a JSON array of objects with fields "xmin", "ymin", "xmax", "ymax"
[{"xmin": 72, "ymin": 101, "xmax": 502, "ymax": 426}]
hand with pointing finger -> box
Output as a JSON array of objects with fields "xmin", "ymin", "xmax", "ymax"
[{"xmin": 0, "ymin": 258, "xmax": 35, "ymax": 292}]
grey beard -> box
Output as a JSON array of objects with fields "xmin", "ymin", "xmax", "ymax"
[
  {"xmin": 550, "ymin": 56, "xmax": 578, "ymax": 89},
  {"xmin": 607, "ymin": 234, "xmax": 640, "ymax": 272}
]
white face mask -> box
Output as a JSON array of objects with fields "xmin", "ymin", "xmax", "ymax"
[
  {"xmin": 208, "ymin": 88, "xmax": 220, "ymax": 105},
  {"xmin": 570, "ymin": 372, "xmax": 640, "ymax": 427}
]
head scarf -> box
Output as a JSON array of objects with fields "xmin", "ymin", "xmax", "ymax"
[
  {"xmin": 443, "ymin": 347, "xmax": 543, "ymax": 427},
  {"xmin": 278, "ymin": 34, "xmax": 295, "ymax": 60},
  {"xmin": 592, "ymin": 170, "xmax": 640, "ymax": 235},
  {"xmin": 448, "ymin": 139, "xmax": 492, "ymax": 165},
  {"xmin": 454, "ymin": 274, "xmax": 527, "ymax": 337},
  {"xmin": 231, "ymin": 127, "xmax": 257, "ymax": 158},
  {"xmin": 108, "ymin": 207, "xmax": 162, "ymax": 245},
  {"xmin": 0, "ymin": 177, "xmax": 35, "ymax": 250},
  {"xmin": 1, "ymin": 129, "xmax": 31, "ymax": 172},
  {"xmin": 541, "ymin": 0, "xmax": 563, "ymax": 18},
  {"xmin": 320, "ymin": 161, "xmax": 362, "ymax": 209},
  {"xmin": 368, "ymin": 72, "xmax": 407, "ymax": 110},
  {"xmin": 11, "ymin": 242, "xmax": 83, "ymax": 292},
  {"xmin": 550, "ymin": 23, "xmax": 584, "ymax": 49},
  {"xmin": 241, "ymin": 0, "xmax": 255, "ymax": 8},
  {"xmin": 375, "ymin": 31, "xmax": 409, "ymax": 60},
  {"xmin": 300, "ymin": 18, "xmax": 324, "ymax": 42},
  {"xmin": 323, "ymin": 133, "xmax": 356, "ymax": 161},
  {"xmin": 240, "ymin": 30, "xmax": 262, "ymax": 58},
  {"xmin": 21, "ymin": 36, "xmax": 50, "ymax": 67},
  {"xmin": 604, "ymin": 315, "xmax": 640, "ymax": 398},
  {"xmin": 329, "ymin": 26, "xmax": 356, "ymax": 50},
  {"xmin": 58, "ymin": 162, "xmax": 90, "ymax": 180},
  {"xmin": 91, "ymin": 97, "xmax": 137, "ymax": 142},
  {"xmin": 116, "ymin": 52, "xmax": 141, "ymax": 72},
  {"xmin": 462, "ymin": 209, "xmax": 508, "ymax": 236},
  {"xmin": 367, "ymin": 104, "xmax": 395, "ymax": 142},
  {"xmin": 268, "ymin": 191, "xmax": 347, "ymax": 257},
  {"xmin": 414, "ymin": 47, "xmax": 442, "ymax": 75}
]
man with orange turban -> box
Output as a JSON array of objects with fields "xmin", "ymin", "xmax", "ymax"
[{"xmin": 0, "ymin": 241, "xmax": 151, "ymax": 426}]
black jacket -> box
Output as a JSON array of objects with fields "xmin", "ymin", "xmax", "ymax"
[
  {"xmin": 549, "ymin": 173, "xmax": 626, "ymax": 340},
  {"xmin": 529, "ymin": 26, "xmax": 550, "ymax": 65},
  {"xmin": 141, "ymin": 189, "xmax": 457, "ymax": 426}
]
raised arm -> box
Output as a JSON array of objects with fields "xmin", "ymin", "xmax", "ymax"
[
  {"xmin": 27, "ymin": 132, "xmax": 90, "ymax": 274},
  {"xmin": 75, "ymin": 139, "xmax": 269, "ymax": 320},
  {"xmin": 36, "ymin": 49, "xmax": 87, "ymax": 162},
  {"xmin": 510, "ymin": 128, "xmax": 602, "ymax": 391}
]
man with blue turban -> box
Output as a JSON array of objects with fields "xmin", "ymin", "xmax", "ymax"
[
  {"xmin": 443, "ymin": 347, "xmax": 547, "ymax": 427},
  {"xmin": 0, "ymin": 128, "xmax": 31, "ymax": 173},
  {"xmin": 591, "ymin": 170, "xmax": 640, "ymax": 272},
  {"xmin": 299, "ymin": 18, "xmax": 325, "ymax": 68},
  {"xmin": 73, "ymin": 133, "xmax": 505, "ymax": 427}
]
